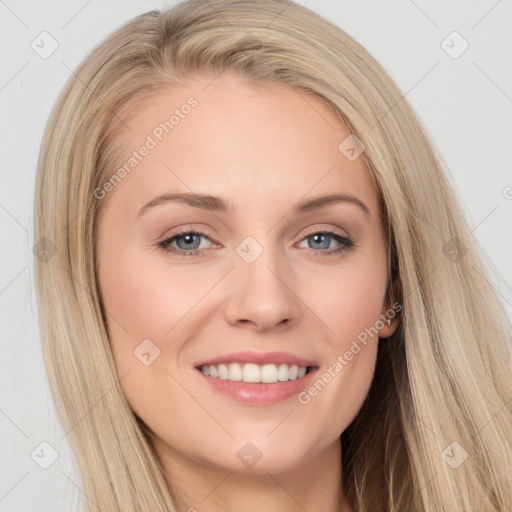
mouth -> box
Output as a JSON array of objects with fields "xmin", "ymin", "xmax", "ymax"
[{"xmin": 193, "ymin": 352, "xmax": 320, "ymax": 405}]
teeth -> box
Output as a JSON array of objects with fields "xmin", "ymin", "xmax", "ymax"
[
  {"xmin": 243, "ymin": 363, "xmax": 260, "ymax": 383},
  {"xmin": 218, "ymin": 364, "xmax": 229, "ymax": 380},
  {"xmin": 277, "ymin": 363, "xmax": 289, "ymax": 381},
  {"xmin": 260, "ymin": 364, "xmax": 278, "ymax": 383},
  {"xmin": 228, "ymin": 363, "xmax": 243, "ymax": 381},
  {"xmin": 200, "ymin": 362, "xmax": 309, "ymax": 383}
]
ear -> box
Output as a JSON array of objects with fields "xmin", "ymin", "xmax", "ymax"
[{"xmin": 377, "ymin": 301, "xmax": 400, "ymax": 339}]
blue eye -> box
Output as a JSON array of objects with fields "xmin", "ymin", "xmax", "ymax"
[
  {"xmin": 158, "ymin": 232, "xmax": 212, "ymax": 256},
  {"xmin": 299, "ymin": 232, "xmax": 352, "ymax": 252},
  {"xmin": 158, "ymin": 230, "xmax": 354, "ymax": 258}
]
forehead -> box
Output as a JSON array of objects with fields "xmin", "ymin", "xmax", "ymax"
[{"xmin": 101, "ymin": 72, "xmax": 379, "ymax": 219}]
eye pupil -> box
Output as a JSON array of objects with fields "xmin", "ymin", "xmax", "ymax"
[
  {"xmin": 309, "ymin": 233, "xmax": 330, "ymax": 250},
  {"xmin": 177, "ymin": 233, "xmax": 201, "ymax": 250}
]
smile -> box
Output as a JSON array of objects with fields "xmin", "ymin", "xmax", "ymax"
[{"xmin": 193, "ymin": 350, "xmax": 319, "ymax": 404}]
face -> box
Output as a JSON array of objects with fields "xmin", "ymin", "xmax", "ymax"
[{"xmin": 96, "ymin": 72, "xmax": 397, "ymax": 477}]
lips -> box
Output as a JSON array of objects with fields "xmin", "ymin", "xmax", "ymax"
[{"xmin": 194, "ymin": 350, "xmax": 319, "ymax": 405}]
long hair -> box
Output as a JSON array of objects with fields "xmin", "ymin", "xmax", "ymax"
[{"xmin": 33, "ymin": 0, "xmax": 512, "ymax": 510}]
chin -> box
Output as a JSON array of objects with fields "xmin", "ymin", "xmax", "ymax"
[{"xmin": 199, "ymin": 435, "xmax": 318, "ymax": 475}]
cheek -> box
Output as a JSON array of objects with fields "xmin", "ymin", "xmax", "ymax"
[
  {"xmin": 306, "ymin": 248, "xmax": 388, "ymax": 346},
  {"xmin": 97, "ymin": 246, "xmax": 198, "ymax": 423},
  {"xmin": 98, "ymin": 247, "xmax": 211, "ymax": 344}
]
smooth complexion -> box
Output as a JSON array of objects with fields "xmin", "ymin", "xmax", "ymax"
[{"xmin": 97, "ymin": 72, "xmax": 397, "ymax": 512}]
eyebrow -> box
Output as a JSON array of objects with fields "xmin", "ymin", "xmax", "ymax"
[{"xmin": 137, "ymin": 192, "xmax": 371, "ymax": 218}]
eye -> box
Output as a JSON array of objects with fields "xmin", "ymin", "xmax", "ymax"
[
  {"xmin": 158, "ymin": 230, "xmax": 214, "ymax": 257},
  {"xmin": 297, "ymin": 230, "xmax": 354, "ymax": 256}
]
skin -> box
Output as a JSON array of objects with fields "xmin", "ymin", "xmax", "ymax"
[{"xmin": 97, "ymin": 71, "xmax": 398, "ymax": 512}]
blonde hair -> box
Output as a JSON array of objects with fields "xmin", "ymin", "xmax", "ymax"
[{"xmin": 34, "ymin": 0, "xmax": 512, "ymax": 510}]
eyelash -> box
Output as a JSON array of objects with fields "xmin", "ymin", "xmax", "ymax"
[{"xmin": 157, "ymin": 228, "xmax": 354, "ymax": 258}]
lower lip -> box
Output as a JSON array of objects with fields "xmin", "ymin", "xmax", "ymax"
[{"xmin": 196, "ymin": 367, "xmax": 319, "ymax": 405}]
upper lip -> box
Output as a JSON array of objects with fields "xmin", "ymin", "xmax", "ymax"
[{"xmin": 195, "ymin": 350, "xmax": 318, "ymax": 368}]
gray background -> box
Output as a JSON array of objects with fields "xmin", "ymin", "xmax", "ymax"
[{"xmin": 1, "ymin": 0, "xmax": 511, "ymax": 510}]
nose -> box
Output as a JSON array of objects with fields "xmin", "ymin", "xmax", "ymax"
[{"xmin": 223, "ymin": 245, "xmax": 301, "ymax": 332}]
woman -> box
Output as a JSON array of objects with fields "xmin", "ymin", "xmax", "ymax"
[{"xmin": 33, "ymin": 0, "xmax": 512, "ymax": 510}]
